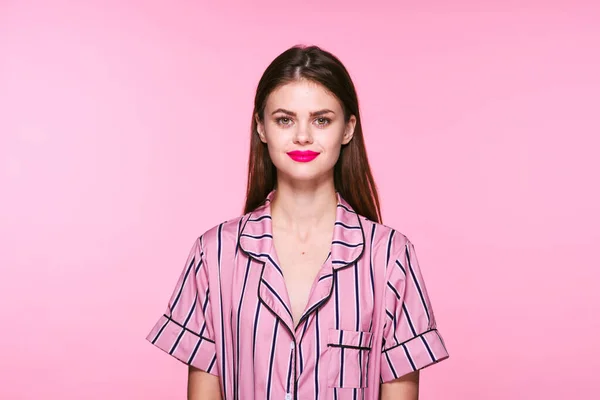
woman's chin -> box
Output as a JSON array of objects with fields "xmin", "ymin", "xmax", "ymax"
[{"xmin": 278, "ymin": 168, "xmax": 331, "ymax": 184}]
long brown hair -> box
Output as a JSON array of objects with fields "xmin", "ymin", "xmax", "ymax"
[{"xmin": 243, "ymin": 44, "xmax": 382, "ymax": 223}]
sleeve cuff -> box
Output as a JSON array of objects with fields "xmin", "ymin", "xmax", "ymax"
[
  {"xmin": 380, "ymin": 329, "xmax": 449, "ymax": 383},
  {"xmin": 146, "ymin": 314, "xmax": 218, "ymax": 376}
]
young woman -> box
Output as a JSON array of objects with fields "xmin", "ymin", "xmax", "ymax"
[{"xmin": 146, "ymin": 45, "xmax": 449, "ymax": 400}]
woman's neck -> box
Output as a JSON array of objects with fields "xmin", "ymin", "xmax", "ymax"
[{"xmin": 270, "ymin": 183, "xmax": 338, "ymax": 236}]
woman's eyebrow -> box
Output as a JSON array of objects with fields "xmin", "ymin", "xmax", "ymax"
[{"xmin": 271, "ymin": 108, "xmax": 335, "ymax": 117}]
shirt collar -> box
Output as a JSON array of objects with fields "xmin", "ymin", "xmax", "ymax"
[{"xmin": 238, "ymin": 190, "xmax": 365, "ymax": 270}]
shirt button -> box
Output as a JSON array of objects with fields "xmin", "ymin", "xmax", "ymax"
[
  {"xmin": 290, "ymin": 342, "xmax": 295, "ymax": 350},
  {"xmin": 285, "ymin": 394, "xmax": 292, "ymax": 400}
]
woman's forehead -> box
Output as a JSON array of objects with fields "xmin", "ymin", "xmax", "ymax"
[{"xmin": 265, "ymin": 80, "xmax": 341, "ymax": 113}]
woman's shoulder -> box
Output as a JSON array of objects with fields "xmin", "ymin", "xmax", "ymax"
[
  {"xmin": 194, "ymin": 212, "xmax": 248, "ymax": 249},
  {"xmin": 358, "ymin": 215, "xmax": 413, "ymax": 257}
]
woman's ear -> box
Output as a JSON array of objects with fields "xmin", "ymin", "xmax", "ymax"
[
  {"xmin": 255, "ymin": 113, "xmax": 267, "ymax": 143},
  {"xmin": 342, "ymin": 115, "xmax": 357, "ymax": 145}
]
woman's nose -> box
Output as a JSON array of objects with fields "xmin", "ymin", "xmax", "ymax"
[{"xmin": 293, "ymin": 124, "xmax": 313, "ymax": 144}]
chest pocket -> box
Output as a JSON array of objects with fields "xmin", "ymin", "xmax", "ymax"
[{"xmin": 327, "ymin": 329, "xmax": 373, "ymax": 388}]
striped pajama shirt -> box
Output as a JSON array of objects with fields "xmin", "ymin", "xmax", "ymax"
[{"xmin": 146, "ymin": 190, "xmax": 449, "ymax": 399}]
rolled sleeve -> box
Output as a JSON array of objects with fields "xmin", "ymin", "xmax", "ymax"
[
  {"xmin": 380, "ymin": 239, "xmax": 449, "ymax": 383},
  {"xmin": 145, "ymin": 237, "xmax": 218, "ymax": 375}
]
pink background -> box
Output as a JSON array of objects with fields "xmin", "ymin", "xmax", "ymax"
[{"xmin": 1, "ymin": 1, "xmax": 599, "ymax": 399}]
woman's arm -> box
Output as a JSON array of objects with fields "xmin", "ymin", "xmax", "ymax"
[
  {"xmin": 187, "ymin": 366, "xmax": 222, "ymax": 400},
  {"xmin": 380, "ymin": 370, "xmax": 420, "ymax": 400}
]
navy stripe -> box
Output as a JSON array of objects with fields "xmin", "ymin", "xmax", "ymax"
[
  {"xmin": 199, "ymin": 288, "xmax": 210, "ymax": 335},
  {"xmin": 318, "ymin": 273, "xmax": 333, "ymax": 282},
  {"xmin": 334, "ymin": 272, "xmax": 340, "ymax": 329},
  {"xmin": 406, "ymin": 245, "xmax": 431, "ymax": 324},
  {"xmin": 384, "ymin": 350, "xmax": 398, "ymax": 379},
  {"xmin": 395, "ymin": 259, "xmax": 406, "ymax": 275},
  {"xmin": 337, "ymin": 203, "xmax": 355, "ymax": 213},
  {"xmin": 299, "ymin": 318, "xmax": 309, "ymax": 374},
  {"xmin": 382, "ymin": 328, "xmax": 437, "ymax": 353},
  {"xmin": 315, "ymin": 308, "xmax": 320, "ymax": 400},
  {"xmin": 369, "ymin": 223, "xmax": 376, "ymax": 332},
  {"xmin": 332, "ymin": 240, "xmax": 362, "ymax": 248},
  {"xmin": 159, "ymin": 314, "xmax": 213, "ymax": 342},
  {"xmin": 182, "ymin": 296, "xmax": 197, "ymax": 327},
  {"xmin": 354, "ymin": 262, "xmax": 360, "ymax": 331},
  {"xmin": 196, "ymin": 288, "xmax": 215, "ymax": 350},
  {"xmin": 339, "ymin": 330, "xmax": 345, "ymax": 387},
  {"xmin": 240, "ymin": 233, "xmax": 273, "ymax": 240},
  {"xmin": 420, "ymin": 334, "xmax": 436, "ymax": 361},
  {"xmin": 266, "ymin": 319, "xmax": 280, "ymax": 400},
  {"xmin": 262, "ymin": 279, "xmax": 293, "ymax": 319},
  {"xmin": 402, "ymin": 303, "xmax": 417, "ymax": 337},
  {"xmin": 354, "ymin": 259, "xmax": 363, "ymax": 397},
  {"xmin": 246, "ymin": 252, "xmax": 283, "ymax": 275},
  {"xmin": 392, "ymin": 305, "xmax": 399, "ymax": 345},
  {"xmin": 194, "ymin": 253, "xmax": 204, "ymax": 274},
  {"xmin": 249, "ymin": 214, "xmax": 272, "ymax": 222},
  {"xmin": 235, "ymin": 257, "xmax": 252, "ymax": 400},
  {"xmin": 386, "ymin": 230, "xmax": 395, "ymax": 267},
  {"xmin": 402, "ymin": 343, "xmax": 416, "ymax": 371},
  {"xmin": 187, "ymin": 333, "xmax": 203, "ymax": 365},
  {"xmin": 252, "ymin": 302, "xmax": 261, "ymax": 359},
  {"xmin": 334, "ymin": 221, "xmax": 361, "ymax": 230},
  {"xmin": 387, "ymin": 281, "xmax": 401, "ymax": 300},
  {"xmin": 187, "ymin": 307, "xmax": 211, "ymax": 364},
  {"xmin": 235, "ymin": 218, "xmax": 243, "ymax": 257},
  {"xmin": 169, "ymin": 323, "xmax": 188, "ymax": 354},
  {"xmin": 359, "ymin": 331, "xmax": 364, "ymax": 387},
  {"xmin": 335, "ymin": 271, "xmax": 342, "ymax": 389},
  {"xmin": 267, "ymin": 255, "xmax": 284, "ymax": 275},
  {"xmin": 216, "ymin": 226, "xmax": 227, "ymax": 399},
  {"xmin": 151, "ymin": 317, "xmax": 170, "ymax": 344},
  {"xmin": 332, "ymin": 259, "xmax": 357, "ymax": 265},
  {"xmin": 170, "ymin": 255, "xmax": 195, "ymax": 313},
  {"xmin": 385, "ymin": 308, "xmax": 394, "ymax": 321},
  {"xmin": 207, "ymin": 354, "xmax": 217, "ymax": 374},
  {"xmin": 286, "ymin": 346, "xmax": 293, "ymax": 393},
  {"xmin": 327, "ymin": 343, "xmax": 372, "ymax": 351},
  {"xmin": 298, "ymin": 297, "xmax": 327, "ymax": 329},
  {"xmin": 365, "ymin": 347, "xmax": 371, "ymax": 393}
]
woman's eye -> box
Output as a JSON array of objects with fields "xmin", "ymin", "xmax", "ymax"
[
  {"xmin": 277, "ymin": 117, "xmax": 292, "ymax": 126},
  {"xmin": 276, "ymin": 117, "xmax": 330, "ymax": 127}
]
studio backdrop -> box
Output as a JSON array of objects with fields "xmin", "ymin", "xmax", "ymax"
[{"xmin": 1, "ymin": 1, "xmax": 599, "ymax": 399}]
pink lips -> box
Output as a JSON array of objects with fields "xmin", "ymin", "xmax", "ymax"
[{"xmin": 286, "ymin": 150, "xmax": 320, "ymax": 162}]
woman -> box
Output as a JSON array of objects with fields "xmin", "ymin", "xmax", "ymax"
[{"xmin": 146, "ymin": 44, "xmax": 449, "ymax": 400}]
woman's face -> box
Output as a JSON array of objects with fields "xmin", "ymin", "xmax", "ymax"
[{"xmin": 256, "ymin": 79, "xmax": 356, "ymax": 185}]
